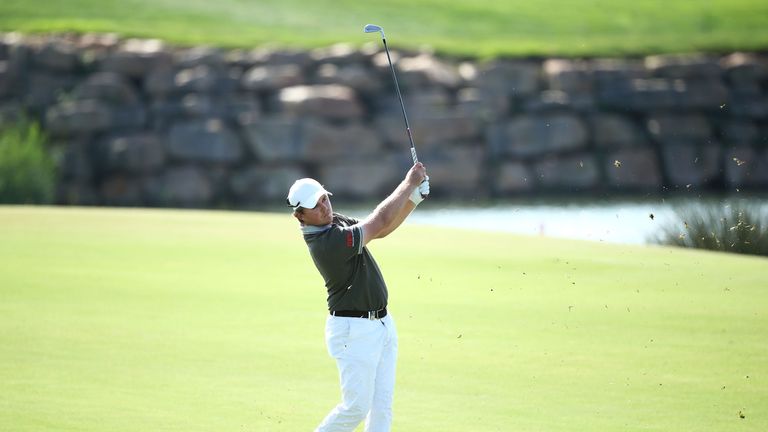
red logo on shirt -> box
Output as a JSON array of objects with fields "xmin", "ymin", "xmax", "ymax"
[{"xmin": 346, "ymin": 231, "xmax": 353, "ymax": 248}]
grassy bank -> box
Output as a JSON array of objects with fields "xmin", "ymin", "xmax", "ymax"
[
  {"xmin": 0, "ymin": 206, "xmax": 766, "ymax": 431},
  {"xmin": 1, "ymin": 0, "xmax": 768, "ymax": 56}
]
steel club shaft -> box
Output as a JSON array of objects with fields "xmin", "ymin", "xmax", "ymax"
[{"xmin": 365, "ymin": 24, "xmax": 419, "ymax": 164}]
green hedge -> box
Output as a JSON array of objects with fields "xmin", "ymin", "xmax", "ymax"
[{"xmin": 0, "ymin": 119, "xmax": 56, "ymax": 204}]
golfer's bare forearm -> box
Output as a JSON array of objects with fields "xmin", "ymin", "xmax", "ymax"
[
  {"xmin": 363, "ymin": 180, "xmax": 416, "ymax": 240},
  {"xmin": 378, "ymin": 199, "xmax": 416, "ymax": 238}
]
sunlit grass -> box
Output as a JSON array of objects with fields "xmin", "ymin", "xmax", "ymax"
[
  {"xmin": 0, "ymin": 206, "xmax": 766, "ymax": 431},
  {"xmin": 1, "ymin": 0, "xmax": 767, "ymax": 56}
]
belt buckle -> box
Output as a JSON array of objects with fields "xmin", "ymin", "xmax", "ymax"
[{"xmin": 367, "ymin": 310, "xmax": 376, "ymax": 320}]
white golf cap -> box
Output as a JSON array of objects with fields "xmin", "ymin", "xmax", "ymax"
[{"xmin": 286, "ymin": 178, "xmax": 332, "ymax": 209}]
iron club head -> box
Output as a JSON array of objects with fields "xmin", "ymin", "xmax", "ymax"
[{"xmin": 363, "ymin": 24, "xmax": 385, "ymax": 39}]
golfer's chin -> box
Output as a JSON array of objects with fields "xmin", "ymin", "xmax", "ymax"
[{"xmin": 308, "ymin": 214, "xmax": 332, "ymax": 226}]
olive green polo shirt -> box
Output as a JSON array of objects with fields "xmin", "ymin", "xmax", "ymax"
[{"xmin": 302, "ymin": 213, "xmax": 388, "ymax": 312}]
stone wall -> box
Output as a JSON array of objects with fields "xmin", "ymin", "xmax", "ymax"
[{"xmin": 0, "ymin": 33, "xmax": 766, "ymax": 207}]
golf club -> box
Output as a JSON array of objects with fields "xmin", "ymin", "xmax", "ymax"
[{"xmin": 364, "ymin": 24, "xmax": 420, "ymax": 165}]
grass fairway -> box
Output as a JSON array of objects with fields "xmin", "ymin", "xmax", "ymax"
[
  {"xmin": 1, "ymin": 0, "xmax": 768, "ymax": 56},
  {"xmin": 0, "ymin": 205, "xmax": 766, "ymax": 431}
]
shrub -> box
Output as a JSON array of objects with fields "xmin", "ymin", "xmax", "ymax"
[
  {"xmin": 0, "ymin": 119, "xmax": 56, "ymax": 204},
  {"xmin": 652, "ymin": 200, "xmax": 768, "ymax": 257}
]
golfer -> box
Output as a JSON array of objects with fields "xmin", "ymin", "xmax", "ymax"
[{"xmin": 287, "ymin": 162, "xmax": 429, "ymax": 432}]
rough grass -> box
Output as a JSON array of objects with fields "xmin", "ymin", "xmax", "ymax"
[
  {"xmin": 0, "ymin": 120, "xmax": 55, "ymax": 204},
  {"xmin": 653, "ymin": 200, "xmax": 768, "ymax": 257},
  {"xmin": 1, "ymin": 0, "xmax": 768, "ymax": 56},
  {"xmin": 0, "ymin": 206, "xmax": 766, "ymax": 431}
]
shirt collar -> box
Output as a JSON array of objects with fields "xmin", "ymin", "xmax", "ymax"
[{"xmin": 301, "ymin": 223, "xmax": 332, "ymax": 235}]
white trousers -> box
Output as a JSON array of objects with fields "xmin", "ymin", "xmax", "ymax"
[{"xmin": 316, "ymin": 314, "xmax": 398, "ymax": 432}]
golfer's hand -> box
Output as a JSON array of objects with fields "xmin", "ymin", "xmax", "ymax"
[
  {"xmin": 406, "ymin": 162, "xmax": 427, "ymax": 187},
  {"xmin": 410, "ymin": 175, "xmax": 430, "ymax": 204}
]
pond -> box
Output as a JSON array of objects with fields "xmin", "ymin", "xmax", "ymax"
[{"xmin": 401, "ymin": 196, "xmax": 767, "ymax": 245}]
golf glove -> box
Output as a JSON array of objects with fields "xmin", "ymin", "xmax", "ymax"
[{"xmin": 410, "ymin": 176, "xmax": 430, "ymax": 205}]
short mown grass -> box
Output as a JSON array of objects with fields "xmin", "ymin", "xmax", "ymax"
[
  {"xmin": 0, "ymin": 206, "xmax": 766, "ymax": 431},
  {"xmin": 1, "ymin": 0, "xmax": 768, "ymax": 56}
]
